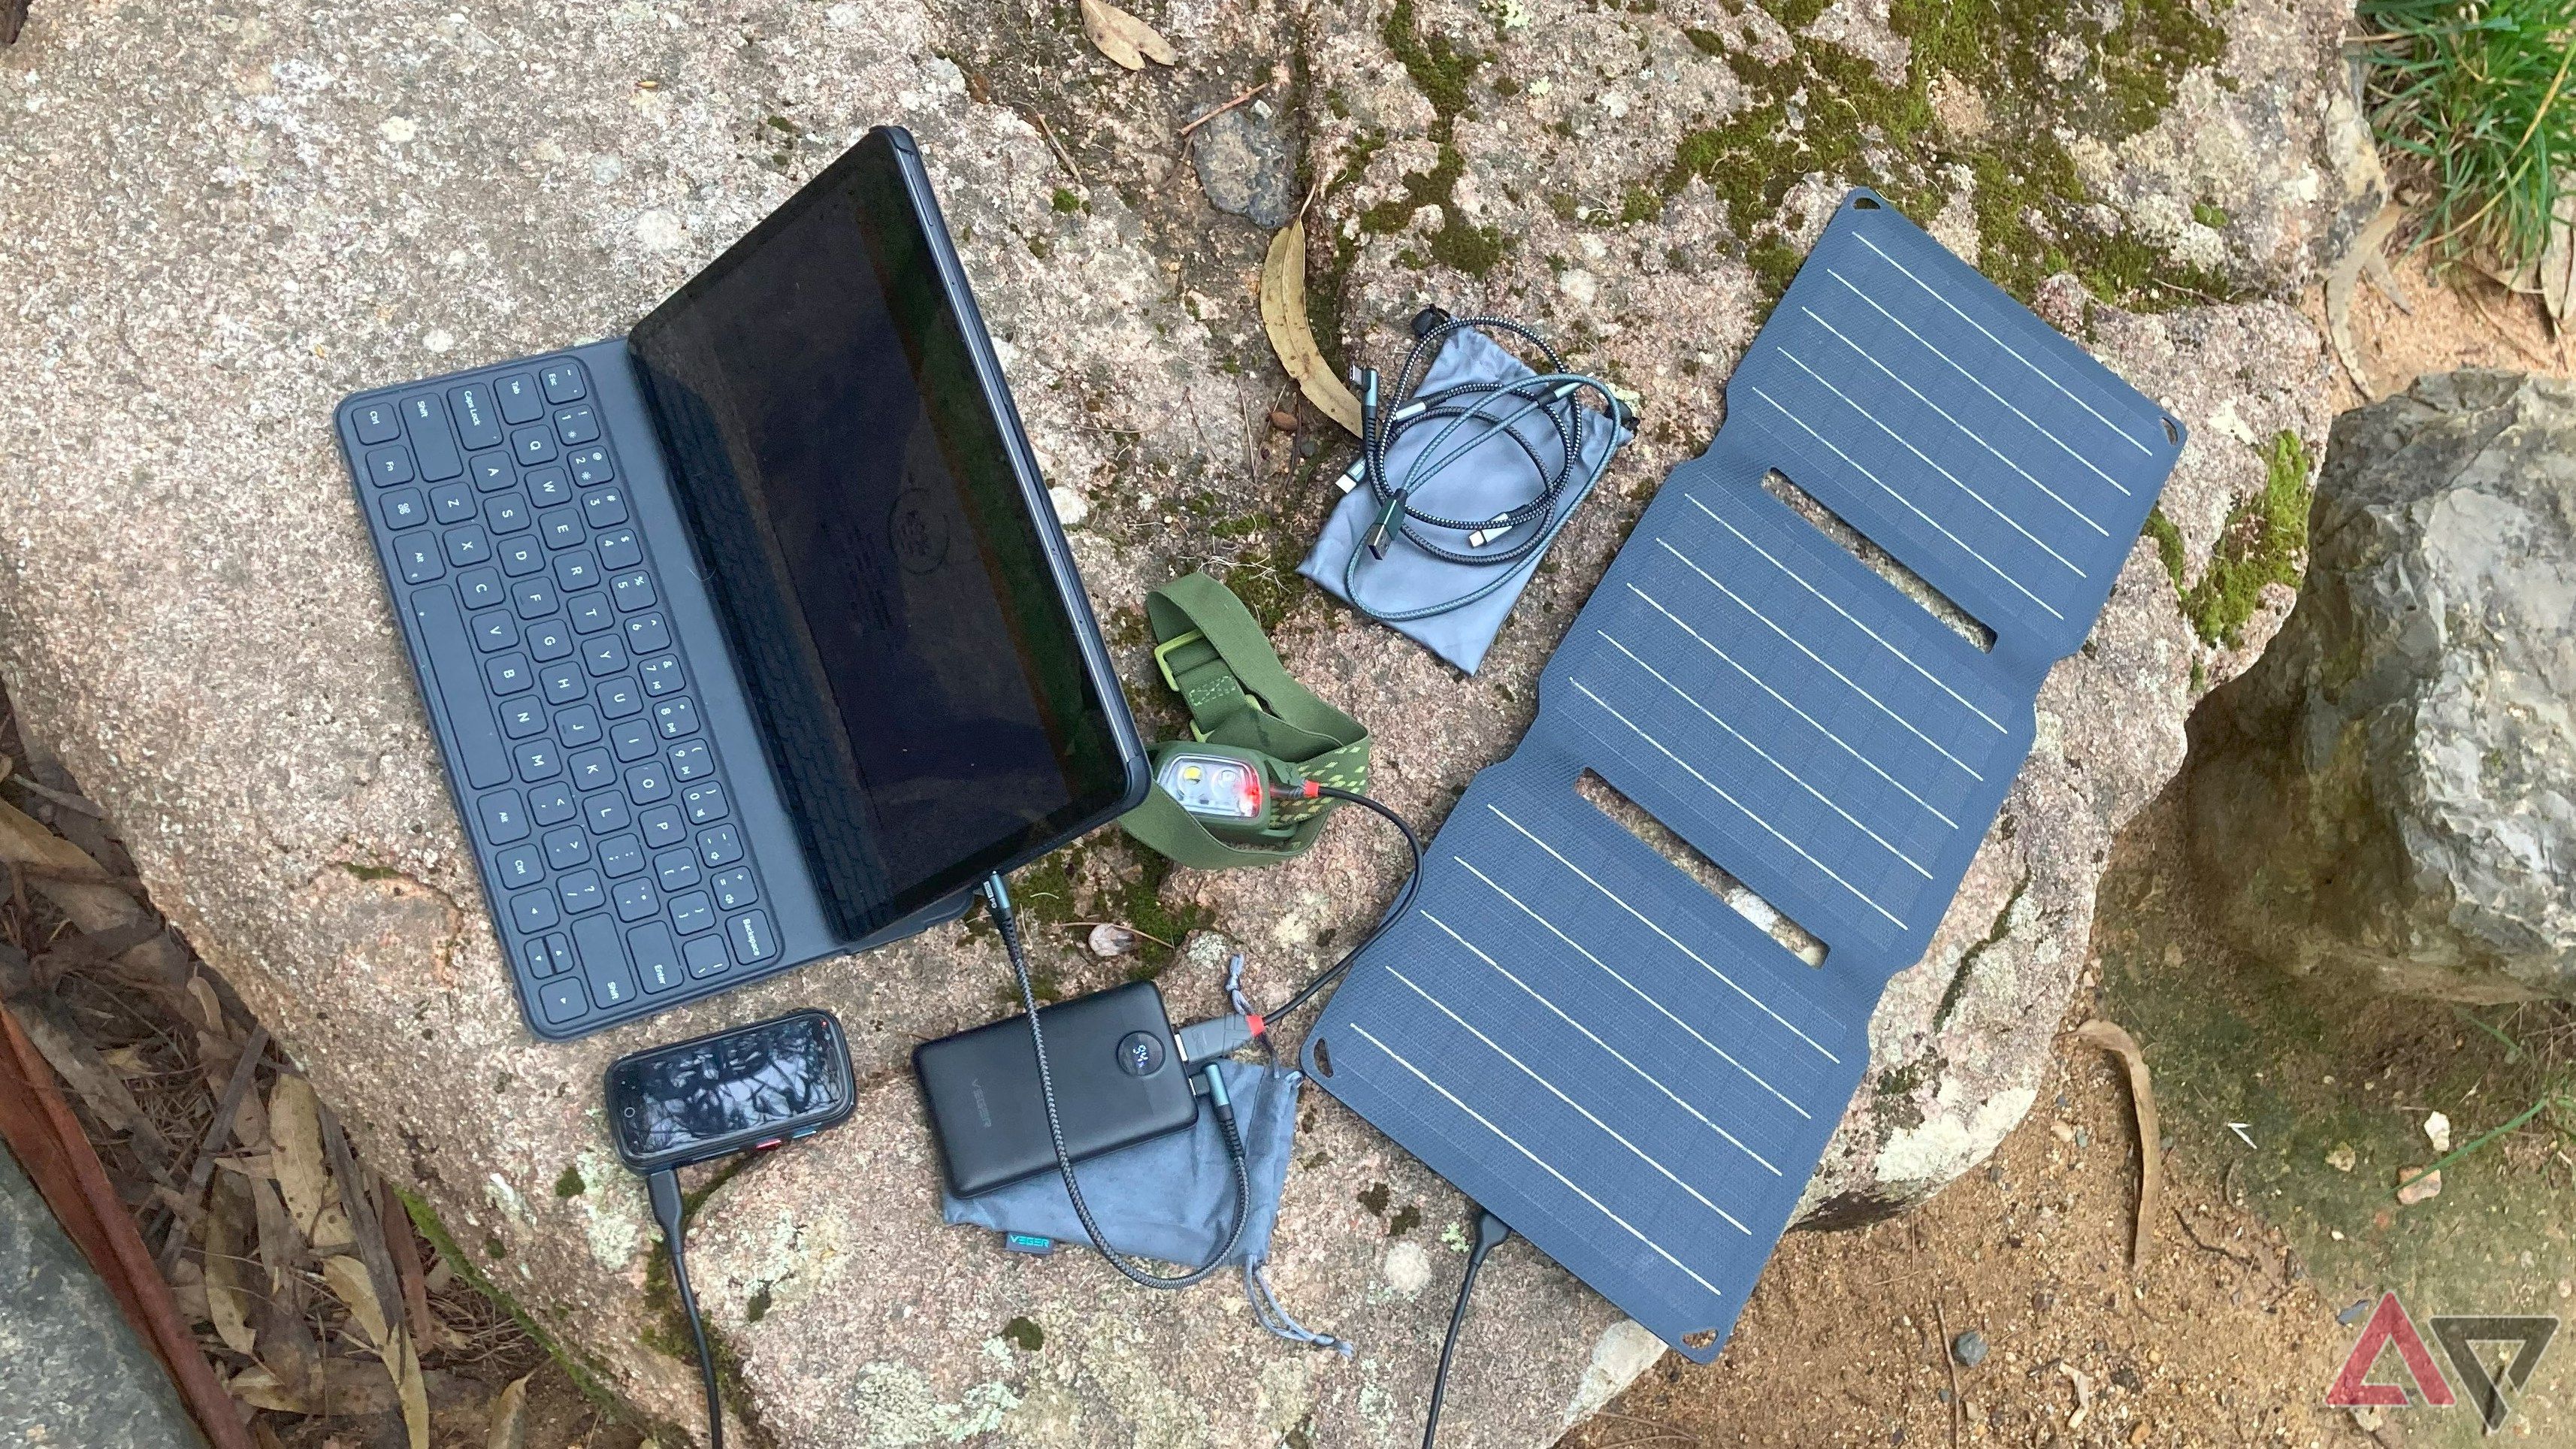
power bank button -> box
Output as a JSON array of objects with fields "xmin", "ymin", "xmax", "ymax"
[{"xmin": 1117, "ymin": 1030, "xmax": 1166, "ymax": 1078}]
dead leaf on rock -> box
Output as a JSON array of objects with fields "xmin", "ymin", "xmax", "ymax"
[
  {"xmin": 1261, "ymin": 219, "xmax": 1362, "ymax": 437},
  {"xmin": 1079, "ymin": 0, "xmax": 1175, "ymax": 70}
]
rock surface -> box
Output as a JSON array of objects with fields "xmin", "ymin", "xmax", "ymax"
[
  {"xmin": 0, "ymin": 1144, "xmax": 206, "ymax": 1447},
  {"xmin": 0, "ymin": 0, "xmax": 2346, "ymax": 1444},
  {"xmin": 2187, "ymin": 371, "xmax": 2576, "ymax": 1003}
]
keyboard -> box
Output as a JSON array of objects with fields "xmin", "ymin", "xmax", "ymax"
[{"xmin": 341, "ymin": 354, "xmax": 781, "ymax": 1035}]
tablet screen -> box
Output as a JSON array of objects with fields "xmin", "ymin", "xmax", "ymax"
[{"xmin": 630, "ymin": 129, "xmax": 1137, "ymax": 939}]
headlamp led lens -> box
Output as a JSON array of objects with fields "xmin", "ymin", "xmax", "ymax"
[{"xmin": 1156, "ymin": 752, "xmax": 1265, "ymax": 821}]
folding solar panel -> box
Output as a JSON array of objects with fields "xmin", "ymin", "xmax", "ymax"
[{"xmin": 1303, "ymin": 191, "xmax": 2184, "ymax": 1360}]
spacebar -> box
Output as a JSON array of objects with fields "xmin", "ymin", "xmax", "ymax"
[{"xmin": 408, "ymin": 585, "xmax": 512, "ymax": 790}]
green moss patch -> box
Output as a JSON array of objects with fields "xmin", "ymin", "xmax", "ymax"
[
  {"xmin": 554, "ymin": 1164, "xmax": 587, "ymax": 1199},
  {"xmin": 1654, "ymin": 0, "xmax": 2238, "ymax": 310},
  {"xmin": 2178, "ymin": 430, "xmax": 2313, "ymax": 646},
  {"xmin": 1002, "ymin": 1315, "xmax": 1046, "ymax": 1351},
  {"xmin": 1356, "ymin": 0, "xmax": 1508, "ymax": 277}
]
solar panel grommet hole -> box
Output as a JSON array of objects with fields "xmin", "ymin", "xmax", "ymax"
[{"xmin": 1311, "ymin": 1036, "xmax": 1334, "ymax": 1077}]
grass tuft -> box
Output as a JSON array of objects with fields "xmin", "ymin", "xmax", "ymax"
[{"xmin": 2358, "ymin": 0, "xmax": 2576, "ymax": 274}]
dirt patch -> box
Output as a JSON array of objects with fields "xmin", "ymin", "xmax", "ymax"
[{"xmin": 2316, "ymin": 245, "xmax": 2574, "ymax": 407}]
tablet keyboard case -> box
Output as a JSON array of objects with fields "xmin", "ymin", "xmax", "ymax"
[{"xmin": 1302, "ymin": 192, "xmax": 2184, "ymax": 1360}]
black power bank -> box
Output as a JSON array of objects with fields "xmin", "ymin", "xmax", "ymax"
[{"xmin": 915, "ymin": 980, "xmax": 1200, "ymax": 1198}]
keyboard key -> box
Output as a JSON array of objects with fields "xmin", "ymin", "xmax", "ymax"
[
  {"xmin": 474, "ymin": 789, "xmax": 529, "ymax": 844},
  {"xmin": 526, "ymin": 619, "xmax": 573, "ymax": 662},
  {"xmin": 583, "ymin": 635, "xmax": 627, "ymax": 678},
  {"xmin": 512, "ymin": 425, "xmax": 558, "ymax": 466},
  {"xmin": 570, "ymin": 915, "xmax": 638, "ymax": 1007},
  {"xmin": 612, "ymin": 718, "xmax": 658, "ymax": 763},
  {"xmin": 697, "ymin": 825, "xmax": 742, "ymax": 868},
  {"xmin": 585, "ymin": 793, "xmax": 632, "ymax": 833},
  {"xmin": 541, "ymin": 361, "xmax": 588, "ymax": 404},
  {"xmin": 469, "ymin": 452, "xmax": 514, "ymax": 492},
  {"xmin": 710, "ymin": 868, "xmax": 757, "ymax": 912},
  {"xmin": 683, "ymin": 933, "xmax": 730, "ymax": 979},
  {"xmin": 512, "ymin": 579, "xmax": 556, "ymax": 619},
  {"xmin": 525, "ymin": 466, "xmax": 573, "ymax": 506},
  {"xmin": 485, "ymin": 491, "xmax": 532, "ymax": 534},
  {"xmin": 613, "ymin": 877, "xmax": 658, "ymax": 922},
  {"xmin": 597, "ymin": 529, "xmax": 642, "ymax": 570},
  {"xmin": 544, "ymin": 933, "xmax": 578, "ymax": 978},
  {"xmin": 668, "ymin": 891, "xmax": 715, "ymax": 935},
  {"xmin": 582, "ymin": 486, "xmax": 627, "ymax": 529},
  {"xmin": 521, "ymin": 937, "xmax": 559, "ymax": 979},
  {"xmin": 366, "ymin": 446, "xmax": 416, "ymax": 487},
  {"xmin": 496, "ymin": 371, "xmax": 544, "ymax": 425},
  {"xmin": 537, "ymin": 976, "xmax": 588, "ymax": 1024},
  {"xmin": 555, "ymin": 405, "xmax": 601, "ymax": 445},
  {"xmin": 623, "ymin": 613, "xmax": 670, "ymax": 654},
  {"xmin": 431, "ymin": 482, "xmax": 476, "ymax": 524},
  {"xmin": 514, "ymin": 740, "xmax": 561, "ymax": 782},
  {"xmin": 638, "ymin": 656, "xmax": 685, "ymax": 696},
  {"xmin": 624, "ymin": 761, "xmax": 670, "ymax": 804},
  {"xmin": 665, "ymin": 742, "xmax": 712, "ymax": 784},
  {"xmin": 408, "ymin": 587, "xmax": 510, "ymax": 789},
  {"xmin": 539, "ymin": 506, "xmax": 585, "ymax": 550},
  {"xmin": 555, "ymin": 550, "xmax": 600, "ymax": 592},
  {"xmin": 727, "ymin": 909, "xmax": 777, "ymax": 965},
  {"xmin": 595, "ymin": 677, "xmax": 643, "ymax": 719},
  {"xmin": 598, "ymin": 832, "xmax": 646, "ymax": 878},
  {"xmin": 566, "ymin": 447, "xmax": 613, "ymax": 487},
  {"xmin": 498, "ymin": 537, "xmax": 546, "ymax": 577},
  {"xmin": 457, "ymin": 567, "xmax": 505, "ymax": 610},
  {"xmin": 542, "ymin": 827, "xmax": 591, "ymax": 872},
  {"xmin": 653, "ymin": 696, "xmax": 698, "ymax": 739},
  {"xmin": 400, "ymin": 394, "xmax": 465, "ymax": 479},
  {"xmin": 396, "ymin": 535, "xmax": 444, "ymax": 583},
  {"xmin": 351, "ymin": 401, "xmax": 401, "ymax": 445},
  {"xmin": 567, "ymin": 591, "xmax": 614, "ymax": 635},
  {"xmin": 639, "ymin": 804, "xmax": 686, "ymax": 849},
  {"xmin": 558, "ymin": 870, "xmax": 605, "ymax": 915},
  {"xmin": 570, "ymin": 748, "xmax": 617, "ymax": 792},
  {"xmin": 541, "ymin": 664, "xmax": 585, "ymax": 706},
  {"xmin": 630, "ymin": 924, "xmax": 685, "ymax": 992},
  {"xmin": 443, "ymin": 525, "xmax": 491, "ymax": 567},
  {"xmin": 510, "ymin": 888, "xmax": 559, "ymax": 933},
  {"xmin": 496, "ymin": 845, "xmax": 544, "ymax": 889},
  {"xmin": 555, "ymin": 703, "xmax": 601, "ymax": 747},
  {"xmin": 609, "ymin": 570, "xmax": 655, "ymax": 612},
  {"xmin": 682, "ymin": 781, "xmax": 728, "ymax": 825},
  {"xmin": 485, "ymin": 653, "xmax": 532, "ymax": 695},
  {"xmin": 500, "ymin": 697, "xmax": 547, "ymax": 739},
  {"xmin": 528, "ymin": 783, "xmax": 578, "ymax": 827},
  {"xmin": 449, "ymin": 383, "xmax": 503, "ymax": 450},
  {"xmin": 380, "ymin": 488, "xmax": 428, "ymax": 530},
  {"xmin": 655, "ymin": 849, "xmax": 701, "ymax": 891},
  {"xmin": 472, "ymin": 610, "xmax": 516, "ymax": 652}
]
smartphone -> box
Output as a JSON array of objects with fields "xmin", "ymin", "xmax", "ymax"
[{"xmin": 606, "ymin": 1009, "xmax": 856, "ymax": 1173}]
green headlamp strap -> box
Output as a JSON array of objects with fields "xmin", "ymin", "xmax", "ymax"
[{"xmin": 1119, "ymin": 572, "xmax": 1371, "ymax": 870}]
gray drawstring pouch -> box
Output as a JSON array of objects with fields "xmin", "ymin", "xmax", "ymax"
[
  {"xmin": 940, "ymin": 1060, "xmax": 1350, "ymax": 1353},
  {"xmin": 1299, "ymin": 328, "xmax": 1630, "ymax": 675}
]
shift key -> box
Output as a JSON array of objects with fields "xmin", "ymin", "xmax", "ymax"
[
  {"xmin": 571, "ymin": 914, "xmax": 640, "ymax": 1008},
  {"xmin": 399, "ymin": 392, "xmax": 465, "ymax": 480},
  {"xmin": 409, "ymin": 586, "xmax": 513, "ymax": 789}
]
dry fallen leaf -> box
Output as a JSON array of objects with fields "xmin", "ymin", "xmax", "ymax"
[
  {"xmin": 2074, "ymin": 1018, "xmax": 2159, "ymax": 1269},
  {"xmin": 488, "ymin": 1373, "xmax": 532, "ymax": 1449},
  {"xmin": 1079, "ymin": 0, "xmax": 1175, "ymax": 70},
  {"xmin": 2324, "ymin": 203, "xmax": 2402, "ymax": 400},
  {"xmin": 1261, "ymin": 219, "xmax": 1363, "ymax": 437},
  {"xmin": 325, "ymin": 1254, "xmax": 390, "ymax": 1349},
  {"xmin": 394, "ymin": 1330, "xmax": 430, "ymax": 1449},
  {"xmin": 204, "ymin": 1178, "xmax": 259, "ymax": 1356},
  {"xmin": 268, "ymin": 1075, "xmax": 354, "ymax": 1250}
]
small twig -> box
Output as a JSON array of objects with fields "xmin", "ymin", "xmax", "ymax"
[
  {"xmin": 160, "ymin": 1024, "xmax": 270, "ymax": 1270},
  {"xmin": 2171, "ymin": 1205, "xmax": 2261, "ymax": 1268},
  {"xmin": 3, "ymin": 776, "xmax": 107, "ymax": 818},
  {"xmin": 1933, "ymin": 1297, "xmax": 1963, "ymax": 1449},
  {"xmin": 1179, "ymin": 79, "xmax": 1271, "ymax": 138},
  {"xmin": 1031, "ymin": 110, "xmax": 1083, "ymax": 187}
]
